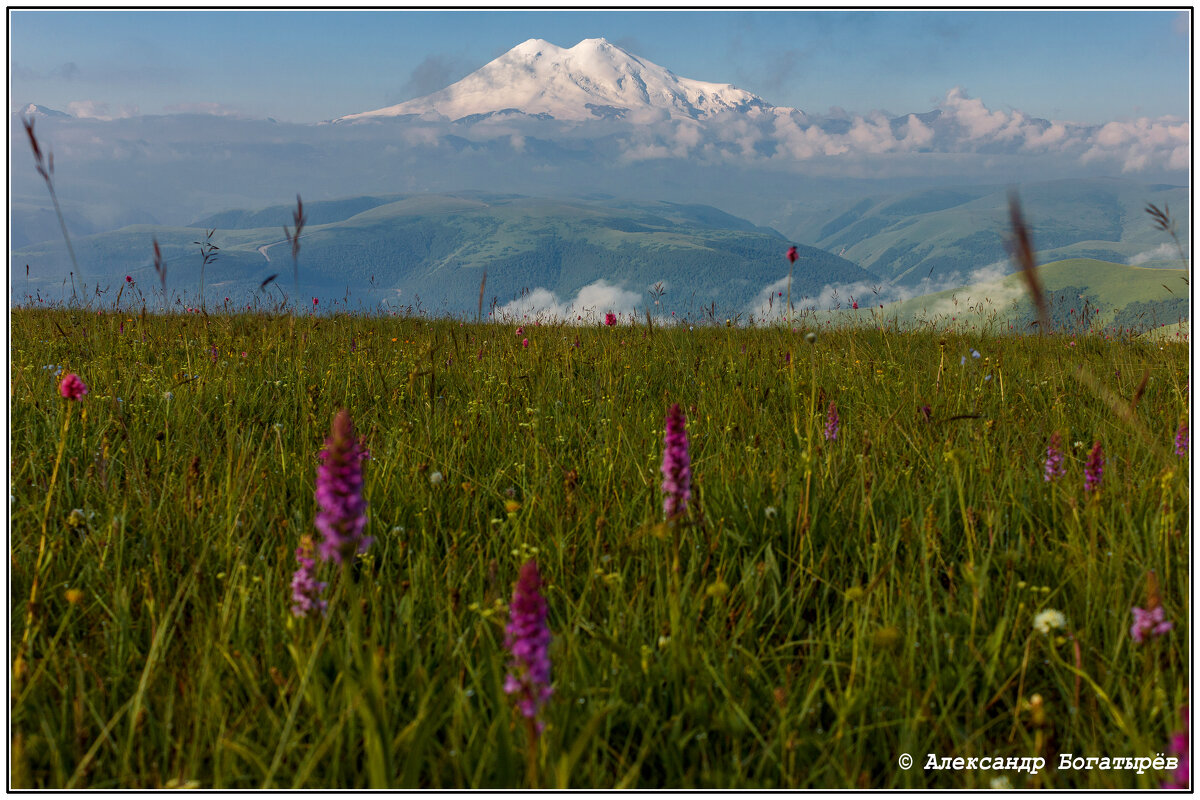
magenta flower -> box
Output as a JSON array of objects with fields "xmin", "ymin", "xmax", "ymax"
[
  {"xmin": 314, "ymin": 409, "xmax": 371, "ymax": 564},
  {"xmin": 1130, "ymin": 605, "xmax": 1173, "ymax": 643},
  {"xmin": 58, "ymin": 373, "xmax": 88, "ymax": 400},
  {"xmin": 660, "ymin": 403, "xmax": 692, "ymax": 520},
  {"xmin": 1084, "ymin": 441, "xmax": 1104, "ymax": 493},
  {"xmin": 125, "ymin": 275, "xmax": 133, "ymax": 283},
  {"xmin": 1175, "ymin": 422, "xmax": 1188, "ymax": 457},
  {"xmin": 824, "ymin": 400, "xmax": 840, "ymax": 441},
  {"xmin": 1044, "ymin": 431, "xmax": 1065, "ymax": 482},
  {"xmin": 786, "ymin": 245, "xmax": 798, "ymax": 264},
  {"xmin": 1163, "ymin": 706, "xmax": 1190, "ymax": 789},
  {"xmin": 604, "ymin": 312, "xmax": 617, "ymax": 327},
  {"xmin": 290, "ymin": 535, "xmax": 328, "ymax": 617},
  {"xmin": 522, "ymin": 337, "xmax": 529, "ymax": 348},
  {"xmin": 503, "ymin": 560, "xmax": 553, "ymax": 734}
]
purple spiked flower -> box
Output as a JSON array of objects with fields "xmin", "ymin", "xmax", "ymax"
[
  {"xmin": 290, "ymin": 535, "xmax": 328, "ymax": 617},
  {"xmin": 1130, "ymin": 605, "xmax": 1173, "ymax": 644},
  {"xmin": 1044, "ymin": 431, "xmax": 1066, "ymax": 482},
  {"xmin": 1084, "ymin": 441, "xmax": 1104, "ymax": 493},
  {"xmin": 824, "ymin": 400, "xmax": 840, "ymax": 441},
  {"xmin": 503, "ymin": 560, "xmax": 553, "ymax": 734},
  {"xmin": 1163, "ymin": 705, "xmax": 1190, "ymax": 789},
  {"xmin": 314, "ymin": 409, "xmax": 371, "ymax": 564},
  {"xmin": 1175, "ymin": 422, "xmax": 1188, "ymax": 457},
  {"xmin": 660, "ymin": 403, "xmax": 692, "ymax": 520}
]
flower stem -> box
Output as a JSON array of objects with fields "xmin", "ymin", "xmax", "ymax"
[{"xmin": 21, "ymin": 404, "xmax": 72, "ymax": 659}]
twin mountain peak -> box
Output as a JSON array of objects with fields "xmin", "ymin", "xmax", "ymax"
[{"xmin": 335, "ymin": 37, "xmax": 778, "ymax": 124}]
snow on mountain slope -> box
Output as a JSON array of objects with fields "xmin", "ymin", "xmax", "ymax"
[{"xmin": 336, "ymin": 37, "xmax": 773, "ymax": 123}]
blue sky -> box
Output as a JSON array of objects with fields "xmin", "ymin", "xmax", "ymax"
[{"xmin": 10, "ymin": 9, "xmax": 1190, "ymax": 124}]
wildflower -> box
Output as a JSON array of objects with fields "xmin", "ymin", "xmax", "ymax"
[
  {"xmin": 971, "ymin": 349, "xmax": 981, "ymax": 359},
  {"xmin": 1043, "ymin": 431, "xmax": 1066, "ymax": 482},
  {"xmin": 660, "ymin": 403, "xmax": 692, "ymax": 520},
  {"xmin": 1084, "ymin": 441, "xmax": 1104, "ymax": 493},
  {"xmin": 65, "ymin": 588, "xmax": 85, "ymax": 605},
  {"xmin": 66, "ymin": 508, "xmax": 88, "ymax": 533},
  {"xmin": 312, "ymin": 297, "xmax": 318, "ymax": 306},
  {"xmin": 58, "ymin": 372, "xmax": 88, "ymax": 400},
  {"xmin": 290, "ymin": 535, "xmax": 327, "ymax": 617},
  {"xmin": 1130, "ymin": 605, "xmax": 1173, "ymax": 643},
  {"xmin": 1175, "ymin": 422, "xmax": 1188, "ymax": 457},
  {"xmin": 604, "ymin": 312, "xmax": 617, "ymax": 327},
  {"xmin": 428, "ymin": 470, "xmax": 444, "ymax": 485},
  {"xmin": 805, "ymin": 332, "xmax": 817, "ymax": 344},
  {"xmin": 919, "ymin": 404, "xmax": 932, "ymax": 423},
  {"xmin": 522, "ymin": 338, "xmax": 529, "ymax": 348},
  {"xmin": 824, "ymin": 400, "xmax": 840, "ymax": 441},
  {"xmin": 314, "ymin": 409, "xmax": 371, "ymax": 564},
  {"xmin": 1162, "ymin": 705, "xmax": 1190, "ymax": 789},
  {"xmin": 1032, "ymin": 609, "xmax": 1067, "ymax": 635},
  {"xmin": 786, "ymin": 245, "xmax": 798, "ymax": 264},
  {"xmin": 125, "ymin": 275, "xmax": 133, "ymax": 283},
  {"xmin": 515, "ymin": 326, "xmax": 524, "ymax": 335},
  {"xmin": 851, "ymin": 300, "xmax": 858, "ymax": 310},
  {"xmin": 503, "ymin": 560, "xmax": 553, "ymax": 733}
]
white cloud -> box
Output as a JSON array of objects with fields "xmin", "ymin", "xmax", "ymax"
[
  {"xmin": 941, "ymin": 87, "xmax": 1009, "ymax": 139},
  {"xmin": 1080, "ymin": 116, "xmax": 1191, "ymax": 172},
  {"xmin": 1128, "ymin": 242, "xmax": 1181, "ymax": 266},
  {"xmin": 66, "ymin": 100, "xmax": 138, "ymax": 120},
  {"xmin": 495, "ymin": 279, "xmax": 645, "ymax": 323},
  {"xmin": 162, "ymin": 102, "xmax": 244, "ymax": 117},
  {"xmin": 747, "ymin": 259, "xmax": 1033, "ymax": 321}
]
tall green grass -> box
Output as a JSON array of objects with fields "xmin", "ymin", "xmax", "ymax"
[{"xmin": 9, "ymin": 308, "xmax": 1189, "ymax": 788}]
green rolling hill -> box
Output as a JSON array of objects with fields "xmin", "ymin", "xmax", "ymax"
[
  {"xmin": 881, "ymin": 258, "xmax": 1190, "ymax": 333},
  {"xmin": 785, "ymin": 178, "xmax": 1190, "ymax": 286},
  {"xmin": 12, "ymin": 193, "xmax": 874, "ymax": 315}
]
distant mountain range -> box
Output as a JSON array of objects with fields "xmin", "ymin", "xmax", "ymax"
[
  {"xmin": 10, "ymin": 37, "xmax": 1189, "ymax": 315},
  {"xmin": 12, "ymin": 193, "xmax": 873, "ymax": 316}
]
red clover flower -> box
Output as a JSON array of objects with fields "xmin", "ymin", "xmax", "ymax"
[{"xmin": 59, "ymin": 373, "xmax": 88, "ymax": 400}]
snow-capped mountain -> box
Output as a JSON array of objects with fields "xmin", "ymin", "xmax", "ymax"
[
  {"xmin": 16, "ymin": 103, "xmax": 72, "ymax": 119},
  {"xmin": 336, "ymin": 37, "xmax": 773, "ymax": 123}
]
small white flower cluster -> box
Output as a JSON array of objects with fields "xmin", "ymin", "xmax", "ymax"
[{"xmin": 1032, "ymin": 609, "xmax": 1067, "ymax": 635}]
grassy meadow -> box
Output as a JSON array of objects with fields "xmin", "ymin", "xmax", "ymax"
[{"xmin": 8, "ymin": 303, "xmax": 1191, "ymax": 789}]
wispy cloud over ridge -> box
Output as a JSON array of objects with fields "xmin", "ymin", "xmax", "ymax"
[{"xmin": 610, "ymin": 88, "xmax": 1187, "ymax": 174}]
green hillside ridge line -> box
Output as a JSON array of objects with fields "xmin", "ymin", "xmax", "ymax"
[{"xmin": 885, "ymin": 258, "xmax": 1189, "ymax": 326}]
